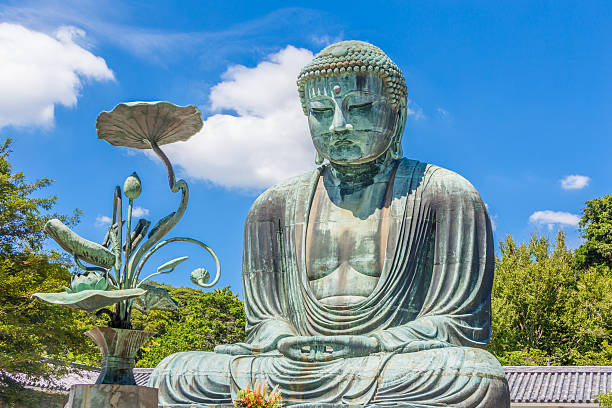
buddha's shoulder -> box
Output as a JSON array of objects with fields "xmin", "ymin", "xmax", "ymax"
[
  {"xmin": 398, "ymin": 158, "xmax": 479, "ymax": 196},
  {"xmin": 248, "ymin": 169, "xmax": 320, "ymax": 217}
]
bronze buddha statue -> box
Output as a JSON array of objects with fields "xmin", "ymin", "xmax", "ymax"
[{"xmin": 149, "ymin": 40, "xmax": 510, "ymax": 408}]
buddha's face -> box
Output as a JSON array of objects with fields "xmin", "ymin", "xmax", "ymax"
[{"xmin": 304, "ymin": 73, "xmax": 399, "ymax": 165}]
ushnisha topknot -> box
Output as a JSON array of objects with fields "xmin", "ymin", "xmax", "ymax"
[{"xmin": 297, "ymin": 40, "xmax": 407, "ymax": 114}]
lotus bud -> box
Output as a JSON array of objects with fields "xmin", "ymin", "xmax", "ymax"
[
  {"xmin": 123, "ymin": 172, "xmax": 142, "ymax": 199},
  {"xmin": 67, "ymin": 271, "xmax": 109, "ymax": 293}
]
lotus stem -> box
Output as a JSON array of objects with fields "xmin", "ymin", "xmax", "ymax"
[
  {"xmin": 111, "ymin": 186, "xmax": 123, "ymax": 284},
  {"xmin": 133, "ymin": 237, "xmax": 221, "ymax": 288},
  {"xmin": 149, "ymin": 140, "xmax": 176, "ymax": 190},
  {"xmin": 137, "ymin": 267, "xmax": 175, "ymax": 287},
  {"xmin": 125, "ymin": 181, "xmax": 188, "ymax": 287},
  {"xmin": 125, "ymin": 198, "xmax": 133, "ymax": 261}
]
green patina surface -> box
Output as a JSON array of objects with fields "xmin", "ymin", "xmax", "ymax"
[{"xmin": 149, "ymin": 41, "xmax": 511, "ymax": 407}]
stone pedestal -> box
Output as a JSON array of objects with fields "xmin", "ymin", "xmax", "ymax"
[{"xmin": 66, "ymin": 384, "xmax": 158, "ymax": 408}]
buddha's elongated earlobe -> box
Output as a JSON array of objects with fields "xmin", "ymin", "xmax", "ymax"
[
  {"xmin": 390, "ymin": 140, "xmax": 403, "ymax": 160},
  {"xmin": 390, "ymin": 99, "xmax": 407, "ymax": 160},
  {"xmin": 315, "ymin": 151, "xmax": 324, "ymax": 165}
]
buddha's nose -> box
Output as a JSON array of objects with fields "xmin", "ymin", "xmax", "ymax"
[{"xmin": 329, "ymin": 106, "xmax": 353, "ymax": 134}]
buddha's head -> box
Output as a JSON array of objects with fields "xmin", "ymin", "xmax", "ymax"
[{"xmin": 297, "ymin": 41, "xmax": 407, "ymax": 165}]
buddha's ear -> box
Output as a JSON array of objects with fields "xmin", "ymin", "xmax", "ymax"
[{"xmin": 392, "ymin": 98, "xmax": 407, "ymax": 153}]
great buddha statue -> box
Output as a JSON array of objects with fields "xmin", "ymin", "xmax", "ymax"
[{"xmin": 149, "ymin": 41, "xmax": 511, "ymax": 407}]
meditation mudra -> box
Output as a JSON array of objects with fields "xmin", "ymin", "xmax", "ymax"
[{"xmin": 149, "ymin": 41, "xmax": 510, "ymax": 407}]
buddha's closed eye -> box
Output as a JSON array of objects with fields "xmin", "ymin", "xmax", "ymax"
[
  {"xmin": 311, "ymin": 107, "xmax": 333, "ymax": 113},
  {"xmin": 348, "ymin": 101, "xmax": 374, "ymax": 110}
]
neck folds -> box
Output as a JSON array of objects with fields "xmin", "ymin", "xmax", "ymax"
[{"xmin": 328, "ymin": 151, "xmax": 397, "ymax": 189}]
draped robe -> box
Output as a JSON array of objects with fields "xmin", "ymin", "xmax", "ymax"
[{"xmin": 148, "ymin": 158, "xmax": 510, "ymax": 407}]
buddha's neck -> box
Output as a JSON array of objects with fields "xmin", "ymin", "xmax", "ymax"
[{"xmin": 328, "ymin": 151, "xmax": 396, "ymax": 189}]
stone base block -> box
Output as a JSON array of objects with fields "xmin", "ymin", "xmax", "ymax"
[{"xmin": 66, "ymin": 384, "xmax": 158, "ymax": 408}]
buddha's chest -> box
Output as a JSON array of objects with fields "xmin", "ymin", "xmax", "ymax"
[
  {"xmin": 305, "ymin": 182, "xmax": 388, "ymax": 305},
  {"xmin": 306, "ymin": 208, "xmax": 383, "ymax": 278}
]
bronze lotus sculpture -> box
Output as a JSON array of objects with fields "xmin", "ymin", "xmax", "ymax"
[{"xmin": 33, "ymin": 102, "xmax": 220, "ymax": 385}]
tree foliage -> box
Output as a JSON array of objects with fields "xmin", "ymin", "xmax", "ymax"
[
  {"xmin": 0, "ymin": 139, "xmax": 100, "ymax": 404},
  {"xmin": 575, "ymin": 195, "xmax": 612, "ymax": 270},
  {"xmin": 597, "ymin": 392, "xmax": 612, "ymax": 408},
  {"xmin": 489, "ymin": 226, "xmax": 612, "ymax": 365},
  {"xmin": 136, "ymin": 285, "xmax": 245, "ymax": 368},
  {"xmin": 489, "ymin": 232, "xmax": 576, "ymax": 365}
]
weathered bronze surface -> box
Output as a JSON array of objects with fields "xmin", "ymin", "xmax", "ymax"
[
  {"xmin": 149, "ymin": 41, "xmax": 510, "ymax": 407},
  {"xmin": 86, "ymin": 327, "xmax": 155, "ymax": 385}
]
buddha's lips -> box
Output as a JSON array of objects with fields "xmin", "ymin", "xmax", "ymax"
[{"xmin": 331, "ymin": 139, "xmax": 352, "ymax": 145}]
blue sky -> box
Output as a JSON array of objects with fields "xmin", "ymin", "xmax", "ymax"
[{"xmin": 0, "ymin": 0, "xmax": 610, "ymax": 296}]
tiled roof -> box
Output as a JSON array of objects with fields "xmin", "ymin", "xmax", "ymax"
[
  {"xmin": 1, "ymin": 365, "xmax": 150, "ymax": 392},
  {"xmin": 505, "ymin": 366, "xmax": 612, "ymax": 404},
  {"xmin": 1, "ymin": 365, "xmax": 98, "ymax": 392},
  {"xmin": 7, "ymin": 365, "xmax": 612, "ymax": 404}
]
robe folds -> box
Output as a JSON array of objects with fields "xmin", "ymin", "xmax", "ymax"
[{"xmin": 149, "ymin": 158, "xmax": 511, "ymax": 407}]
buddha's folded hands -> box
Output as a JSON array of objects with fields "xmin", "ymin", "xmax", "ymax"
[{"xmin": 276, "ymin": 335, "xmax": 380, "ymax": 362}]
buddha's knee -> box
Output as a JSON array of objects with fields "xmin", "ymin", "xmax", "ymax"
[
  {"xmin": 148, "ymin": 351, "xmax": 233, "ymax": 405},
  {"xmin": 381, "ymin": 346, "xmax": 505, "ymax": 379},
  {"xmin": 375, "ymin": 347, "xmax": 509, "ymax": 407}
]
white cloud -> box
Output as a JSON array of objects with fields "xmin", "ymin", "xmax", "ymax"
[
  {"xmin": 436, "ymin": 108, "xmax": 449, "ymax": 119},
  {"xmin": 529, "ymin": 210, "xmax": 580, "ymax": 230},
  {"xmin": 560, "ymin": 174, "xmax": 590, "ymax": 190},
  {"xmin": 310, "ymin": 33, "xmax": 344, "ymax": 46},
  {"xmin": 95, "ymin": 215, "xmax": 112, "ymax": 227},
  {"xmin": 95, "ymin": 207, "xmax": 147, "ymax": 227},
  {"xmin": 0, "ymin": 23, "xmax": 114, "ymax": 129},
  {"xmin": 131, "ymin": 206, "xmax": 150, "ymax": 218},
  {"xmin": 161, "ymin": 45, "xmax": 316, "ymax": 190}
]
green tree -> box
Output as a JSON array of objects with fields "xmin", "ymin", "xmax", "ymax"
[
  {"xmin": 596, "ymin": 392, "xmax": 612, "ymax": 408},
  {"xmin": 0, "ymin": 139, "xmax": 100, "ymax": 404},
  {"xmin": 489, "ymin": 231, "xmax": 577, "ymax": 365},
  {"xmin": 565, "ymin": 264, "xmax": 612, "ymax": 365},
  {"xmin": 136, "ymin": 286, "xmax": 245, "ymax": 367},
  {"xmin": 575, "ymin": 195, "xmax": 612, "ymax": 269}
]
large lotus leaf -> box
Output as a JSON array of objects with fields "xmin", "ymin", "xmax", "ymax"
[
  {"xmin": 45, "ymin": 219, "xmax": 115, "ymax": 269},
  {"xmin": 133, "ymin": 284, "xmax": 179, "ymax": 312},
  {"xmin": 33, "ymin": 288, "xmax": 145, "ymax": 312},
  {"xmin": 96, "ymin": 102, "xmax": 203, "ymax": 149}
]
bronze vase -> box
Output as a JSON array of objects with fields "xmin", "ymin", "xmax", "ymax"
[{"xmin": 86, "ymin": 327, "xmax": 155, "ymax": 385}]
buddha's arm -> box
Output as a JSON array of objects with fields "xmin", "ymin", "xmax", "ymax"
[
  {"xmin": 217, "ymin": 189, "xmax": 299, "ymax": 355},
  {"xmin": 215, "ymin": 319, "xmax": 297, "ymax": 355},
  {"xmin": 371, "ymin": 169, "xmax": 494, "ymax": 352}
]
